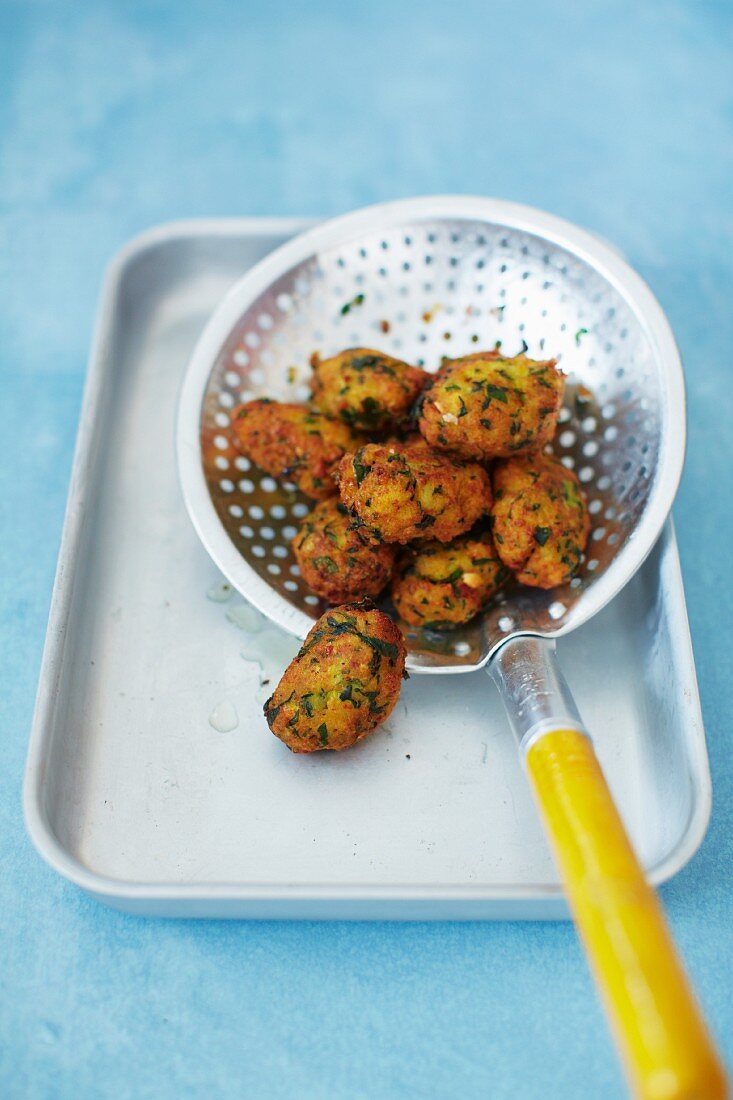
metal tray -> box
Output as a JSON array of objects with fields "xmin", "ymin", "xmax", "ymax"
[{"xmin": 23, "ymin": 218, "xmax": 712, "ymax": 919}]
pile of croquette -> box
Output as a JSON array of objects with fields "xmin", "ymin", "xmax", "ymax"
[{"xmin": 233, "ymin": 347, "xmax": 590, "ymax": 753}]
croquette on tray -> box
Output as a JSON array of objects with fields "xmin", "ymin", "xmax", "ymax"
[{"xmin": 264, "ymin": 602, "xmax": 407, "ymax": 752}]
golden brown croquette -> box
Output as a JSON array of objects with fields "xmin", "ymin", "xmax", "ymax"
[
  {"xmin": 292, "ymin": 499, "xmax": 397, "ymax": 604},
  {"xmin": 336, "ymin": 441, "xmax": 492, "ymax": 545},
  {"xmin": 418, "ymin": 351, "xmax": 564, "ymax": 460},
  {"xmin": 263, "ymin": 602, "xmax": 407, "ymax": 752},
  {"xmin": 232, "ymin": 399, "xmax": 360, "ymax": 499},
  {"xmin": 391, "ymin": 528, "xmax": 508, "ymax": 627},
  {"xmin": 310, "ymin": 348, "xmax": 427, "ymax": 431},
  {"xmin": 491, "ymin": 453, "xmax": 590, "ymax": 588}
]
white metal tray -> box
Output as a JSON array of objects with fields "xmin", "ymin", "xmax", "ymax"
[{"xmin": 23, "ymin": 218, "xmax": 712, "ymax": 919}]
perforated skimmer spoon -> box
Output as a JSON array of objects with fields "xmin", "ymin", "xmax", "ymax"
[{"xmin": 177, "ymin": 197, "xmax": 726, "ymax": 1099}]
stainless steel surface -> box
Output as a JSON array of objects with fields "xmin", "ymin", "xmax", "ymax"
[
  {"xmin": 178, "ymin": 197, "xmax": 684, "ymax": 672},
  {"xmin": 24, "ymin": 219, "xmax": 711, "ymax": 919},
  {"xmin": 488, "ymin": 638, "xmax": 586, "ymax": 756}
]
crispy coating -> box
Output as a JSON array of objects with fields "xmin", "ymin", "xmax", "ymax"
[
  {"xmin": 336, "ymin": 441, "xmax": 492, "ymax": 545},
  {"xmin": 491, "ymin": 454, "xmax": 590, "ymax": 588},
  {"xmin": 232, "ymin": 399, "xmax": 360, "ymax": 499},
  {"xmin": 263, "ymin": 603, "xmax": 407, "ymax": 752},
  {"xmin": 310, "ymin": 347, "xmax": 427, "ymax": 431},
  {"xmin": 418, "ymin": 352, "xmax": 564, "ymax": 460},
  {"xmin": 391, "ymin": 528, "xmax": 508, "ymax": 627},
  {"xmin": 292, "ymin": 499, "xmax": 397, "ymax": 604}
]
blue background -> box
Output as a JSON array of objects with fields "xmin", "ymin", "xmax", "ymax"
[{"xmin": 1, "ymin": 1, "xmax": 731, "ymax": 1096}]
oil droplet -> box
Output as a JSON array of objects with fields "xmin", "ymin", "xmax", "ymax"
[
  {"xmin": 208, "ymin": 701, "xmax": 239, "ymax": 732},
  {"xmin": 206, "ymin": 581, "xmax": 232, "ymax": 603},
  {"xmin": 241, "ymin": 628, "xmax": 300, "ymax": 678},
  {"xmin": 226, "ymin": 601, "xmax": 262, "ymax": 632}
]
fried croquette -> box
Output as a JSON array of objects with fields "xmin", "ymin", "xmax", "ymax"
[
  {"xmin": 336, "ymin": 441, "xmax": 492, "ymax": 545},
  {"xmin": 491, "ymin": 454, "xmax": 590, "ymax": 588},
  {"xmin": 310, "ymin": 348, "xmax": 427, "ymax": 431},
  {"xmin": 391, "ymin": 528, "xmax": 508, "ymax": 627},
  {"xmin": 418, "ymin": 351, "xmax": 564, "ymax": 460},
  {"xmin": 232, "ymin": 399, "xmax": 360, "ymax": 499},
  {"xmin": 292, "ymin": 499, "xmax": 397, "ymax": 604},
  {"xmin": 263, "ymin": 602, "xmax": 407, "ymax": 752}
]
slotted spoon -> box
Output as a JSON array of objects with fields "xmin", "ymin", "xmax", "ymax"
[{"xmin": 177, "ymin": 196, "xmax": 726, "ymax": 1099}]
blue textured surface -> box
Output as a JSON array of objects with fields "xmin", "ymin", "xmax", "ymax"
[{"xmin": 2, "ymin": 1, "xmax": 732, "ymax": 1096}]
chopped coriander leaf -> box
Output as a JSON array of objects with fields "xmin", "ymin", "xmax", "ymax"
[{"xmin": 340, "ymin": 293, "xmax": 365, "ymax": 316}]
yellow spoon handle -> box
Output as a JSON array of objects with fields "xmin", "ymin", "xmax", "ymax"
[{"xmin": 526, "ymin": 727, "xmax": 727, "ymax": 1100}]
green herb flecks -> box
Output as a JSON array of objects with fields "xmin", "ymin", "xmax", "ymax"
[
  {"xmin": 340, "ymin": 293, "xmax": 365, "ymax": 316},
  {"xmin": 263, "ymin": 690, "xmax": 295, "ymax": 726},
  {"xmin": 353, "ymin": 455, "xmax": 371, "ymax": 486},
  {"xmin": 313, "ymin": 555, "xmax": 338, "ymax": 574}
]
